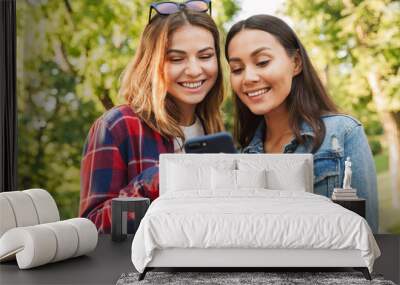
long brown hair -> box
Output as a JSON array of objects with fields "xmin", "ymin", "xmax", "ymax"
[
  {"xmin": 119, "ymin": 10, "xmax": 224, "ymax": 140},
  {"xmin": 225, "ymin": 15, "xmax": 338, "ymax": 152}
]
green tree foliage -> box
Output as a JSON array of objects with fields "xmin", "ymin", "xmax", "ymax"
[
  {"xmin": 17, "ymin": 0, "xmax": 239, "ymax": 219},
  {"xmin": 285, "ymin": 0, "xmax": 398, "ymax": 130},
  {"xmin": 208, "ymin": 0, "xmax": 240, "ymax": 133}
]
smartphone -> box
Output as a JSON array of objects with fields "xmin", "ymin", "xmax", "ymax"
[{"xmin": 184, "ymin": 132, "xmax": 237, "ymax": 154}]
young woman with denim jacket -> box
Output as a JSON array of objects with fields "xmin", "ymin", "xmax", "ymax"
[
  {"xmin": 225, "ymin": 15, "xmax": 378, "ymax": 233},
  {"xmin": 80, "ymin": 1, "xmax": 225, "ymax": 233}
]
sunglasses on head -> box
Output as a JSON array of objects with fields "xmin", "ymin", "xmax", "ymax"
[{"xmin": 148, "ymin": 0, "xmax": 212, "ymax": 23}]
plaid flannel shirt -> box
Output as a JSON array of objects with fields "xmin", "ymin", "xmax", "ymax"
[{"xmin": 79, "ymin": 104, "xmax": 173, "ymax": 233}]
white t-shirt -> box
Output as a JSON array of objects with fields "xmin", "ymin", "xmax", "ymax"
[{"xmin": 173, "ymin": 117, "xmax": 205, "ymax": 153}]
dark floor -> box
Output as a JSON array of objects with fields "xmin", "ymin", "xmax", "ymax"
[{"xmin": 0, "ymin": 234, "xmax": 399, "ymax": 285}]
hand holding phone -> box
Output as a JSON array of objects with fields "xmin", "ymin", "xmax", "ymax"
[{"xmin": 184, "ymin": 132, "xmax": 237, "ymax": 154}]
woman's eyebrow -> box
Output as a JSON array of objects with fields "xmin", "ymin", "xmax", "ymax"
[
  {"xmin": 228, "ymin": 58, "xmax": 241, "ymax": 63},
  {"xmin": 228, "ymin": 46, "xmax": 272, "ymax": 62},
  {"xmin": 167, "ymin": 46, "xmax": 214, "ymax": 55},
  {"xmin": 250, "ymin": 47, "xmax": 272, "ymax": 57},
  {"xmin": 198, "ymin": 47, "xmax": 214, "ymax": 53},
  {"xmin": 166, "ymin": 49, "xmax": 185, "ymax": 55}
]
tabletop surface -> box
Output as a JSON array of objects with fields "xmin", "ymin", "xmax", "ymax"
[{"xmin": 0, "ymin": 234, "xmax": 399, "ymax": 285}]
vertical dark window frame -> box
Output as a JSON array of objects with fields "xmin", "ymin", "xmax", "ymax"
[{"xmin": 0, "ymin": 0, "xmax": 17, "ymax": 192}]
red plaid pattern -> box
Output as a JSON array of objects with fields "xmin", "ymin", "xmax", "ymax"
[{"xmin": 79, "ymin": 104, "xmax": 173, "ymax": 233}]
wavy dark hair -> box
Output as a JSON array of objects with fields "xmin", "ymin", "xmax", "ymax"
[{"xmin": 225, "ymin": 15, "xmax": 338, "ymax": 152}]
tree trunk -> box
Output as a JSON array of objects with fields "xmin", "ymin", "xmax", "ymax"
[
  {"xmin": 368, "ymin": 70, "xmax": 400, "ymax": 208},
  {"xmin": 99, "ymin": 90, "xmax": 114, "ymax": 110},
  {"xmin": 380, "ymin": 112, "xmax": 400, "ymax": 209}
]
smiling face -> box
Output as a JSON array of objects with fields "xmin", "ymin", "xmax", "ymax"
[
  {"xmin": 164, "ymin": 24, "xmax": 218, "ymax": 114},
  {"xmin": 227, "ymin": 29, "xmax": 301, "ymax": 116}
]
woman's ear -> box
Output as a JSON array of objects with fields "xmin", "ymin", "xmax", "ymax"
[{"xmin": 293, "ymin": 50, "xmax": 302, "ymax": 76}]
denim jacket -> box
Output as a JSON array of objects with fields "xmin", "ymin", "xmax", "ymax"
[{"xmin": 243, "ymin": 114, "xmax": 379, "ymax": 233}]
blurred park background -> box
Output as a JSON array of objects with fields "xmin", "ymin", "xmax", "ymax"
[{"xmin": 16, "ymin": 0, "xmax": 399, "ymax": 233}]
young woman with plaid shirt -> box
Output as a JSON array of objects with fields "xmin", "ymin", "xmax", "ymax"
[{"xmin": 80, "ymin": 2, "xmax": 225, "ymax": 233}]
